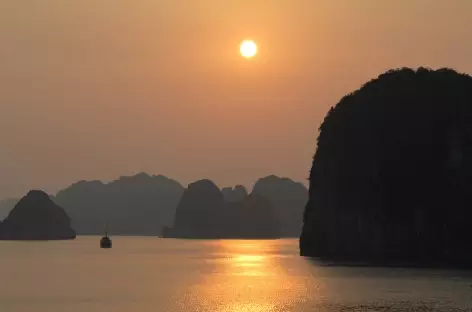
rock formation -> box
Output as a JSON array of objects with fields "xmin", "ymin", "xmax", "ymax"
[
  {"xmin": 221, "ymin": 185, "xmax": 248, "ymax": 202},
  {"xmin": 253, "ymin": 175, "xmax": 308, "ymax": 237},
  {"xmin": 163, "ymin": 179, "xmax": 280, "ymax": 238},
  {"xmin": 0, "ymin": 198, "xmax": 18, "ymax": 220},
  {"xmin": 300, "ymin": 67, "xmax": 472, "ymax": 267},
  {"xmin": 54, "ymin": 173, "xmax": 184, "ymax": 235},
  {"xmin": 164, "ymin": 179, "xmax": 224, "ymax": 238},
  {"xmin": 227, "ymin": 193, "xmax": 280, "ymax": 238},
  {"xmin": 1, "ymin": 190, "xmax": 76, "ymax": 240},
  {"xmin": 0, "ymin": 173, "xmax": 307, "ymax": 238}
]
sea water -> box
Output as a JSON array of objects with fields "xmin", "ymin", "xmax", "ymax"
[{"xmin": 0, "ymin": 237, "xmax": 471, "ymax": 312}]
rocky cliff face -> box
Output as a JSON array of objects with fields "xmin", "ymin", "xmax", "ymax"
[
  {"xmin": 163, "ymin": 180, "xmax": 280, "ymax": 238},
  {"xmin": 233, "ymin": 193, "xmax": 280, "ymax": 238},
  {"xmin": 55, "ymin": 173, "xmax": 184, "ymax": 235},
  {"xmin": 0, "ymin": 198, "xmax": 18, "ymax": 220},
  {"xmin": 300, "ymin": 68, "xmax": 472, "ymax": 267},
  {"xmin": 253, "ymin": 175, "xmax": 308, "ymax": 237},
  {"xmin": 221, "ymin": 185, "xmax": 248, "ymax": 202},
  {"xmin": 165, "ymin": 179, "xmax": 224, "ymax": 238},
  {"xmin": 1, "ymin": 190, "xmax": 76, "ymax": 240}
]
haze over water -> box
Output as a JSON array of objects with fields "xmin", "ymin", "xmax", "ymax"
[
  {"xmin": 2, "ymin": 1, "xmax": 472, "ymax": 198},
  {"xmin": 2, "ymin": 2, "xmax": 472, "ymax": 310},
  {"xmin": 1, "ymin": 237, "xmax": 471, "ymax": 312}
]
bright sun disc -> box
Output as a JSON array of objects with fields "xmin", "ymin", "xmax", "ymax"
[{"xmin": 240, "ymin": 40, "xmax": 257, "ymax": 58}]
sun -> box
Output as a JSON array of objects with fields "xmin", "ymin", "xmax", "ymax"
[{"xmin": 240, "ymin": 40, "xmax": 257, "ymax": 58}]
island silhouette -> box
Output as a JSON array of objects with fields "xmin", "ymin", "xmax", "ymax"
[
  {"xmin": 0, "ymin": 174, "xmax": 307, "ymax": 239},
  {"xmin": 54, "ymin": 173, "xmax": 184, "ymax": 235},
  {"xmin": 300, "ymin": 67, "xmax": 472, "ymax": 267},
  {"xmin": 0, "ymin": 190, "xmax": 75, "ymax": 240},
  {"xmin": 163, "ymin": 179, "xmax": 281, "ymax": 239}
]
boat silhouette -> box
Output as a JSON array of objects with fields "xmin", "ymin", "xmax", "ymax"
[{"xmin": 100, "ymin": 224, "xmax": 112, "ymax": 248}]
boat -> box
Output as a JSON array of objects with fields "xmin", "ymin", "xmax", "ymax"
[{"xmin": 100, "ymin": 224, "xmax": 112, "ymax": 249}]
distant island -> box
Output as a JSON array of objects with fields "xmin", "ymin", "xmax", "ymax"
[
  {"xmin": 162, "ymin": 179, "xmax": 280, "ymax": 239},
  {"xmin": 163, "ymin": 175, "xmax": 308, "ymax": 239},
  {"xmin": 54, "ymin": 173, "xmax": 184, "ymax": 236},
  {"xmin": 300, "ymin": 67, "xmax": 472, "ymax": 267},
  {"xmin": 0, "ymin": 190, "xmax": 75, "ymax": 240},
  {"xmin": 0, "ymin": 174, "xmax": 184, "ymax": 236},
  {"xmin": 252, "ymin": 175, "xmax": 308, "ymax": 237},
  {"xmin": 0, "ymin": 174, "xmax": 307, "ymax": 238}
]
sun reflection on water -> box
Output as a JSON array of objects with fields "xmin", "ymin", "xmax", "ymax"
[
  {"xmin": 234, "ymin": 255, "xmax": 265, "ymax": 262},
  {"xmin": 182, "ymin": 240, "xmax": 312, "ymax": 312},
  {"xmin": 232, "ymin": 255, "xmax": 266, "ymax": 272},
  {"xmin": 222, "ymin": 241, "xmax": 274, "ymax": 277}
]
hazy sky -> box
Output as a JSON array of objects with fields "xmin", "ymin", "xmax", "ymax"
[{"xmin": 2, "ymin": 1, "xmax": 472, "ymax": 198}]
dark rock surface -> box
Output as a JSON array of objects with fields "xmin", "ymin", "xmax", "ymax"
[
  {"xmin": 54, "ymin": 173, "xmax": 184, "ymax": 235},
  {"xmin": 225, "ymin": 193, "xmax": 280, "ymax": 238},
  {"xmin": 300, "ymin": 67, "xmax": 472, "ymax": 267},
  {"xmin": 0, "ymin": 198, "xmax": 18, "ymax": 220},
  {"xmin": 163, "ymin": 179, "xmax": 280, "ymax": 238},
  {"xmin": 1, "ymin": 190, "xmax": 76, "ymax": 240},
  {"xmin": 253, "ymin": 175, "xmax": 308, "ymax": 237},
  {"xmin": 221, "ymin": 185, "xmax": 248, "ymax": 202},
  {"xmin": 0, "ymin": 174, "xmax": 307, "ymax": 238},
  {"xmin": 164, "ymin": 179, "xmax": 224, "ymax": 238}
]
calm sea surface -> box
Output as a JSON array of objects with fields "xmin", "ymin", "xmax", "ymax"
[{"xmin": 0, "ymin": 237, "xmax": 471, "ymax": 312}]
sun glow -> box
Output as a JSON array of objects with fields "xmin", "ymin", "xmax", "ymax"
[{"xmin": 240, "ymin": 40, "xmax": 257, "ymax": 58}]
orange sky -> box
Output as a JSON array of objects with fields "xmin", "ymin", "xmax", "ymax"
[{"xmin": 1, "ymin": 1, "xmax": 472, "ymax": 198}]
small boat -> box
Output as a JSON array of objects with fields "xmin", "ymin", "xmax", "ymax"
[{"xmin": 100, "ymin": 224, "xmax": 112, "ymax": 249}]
